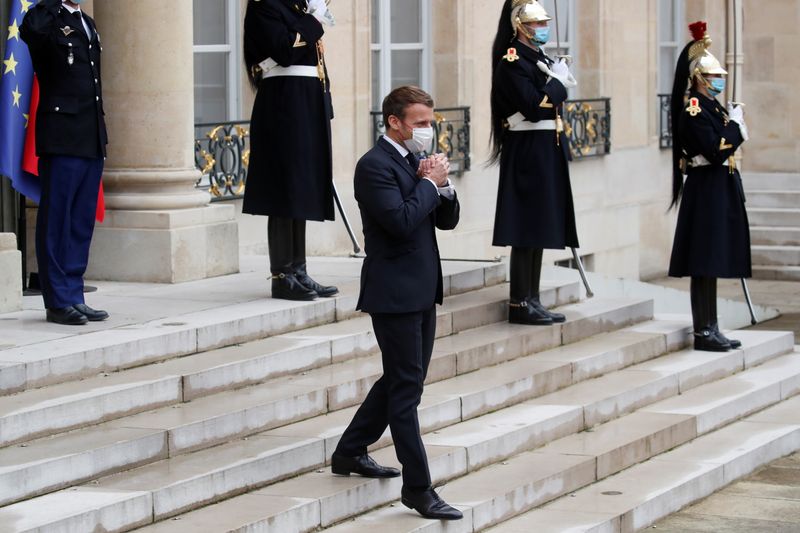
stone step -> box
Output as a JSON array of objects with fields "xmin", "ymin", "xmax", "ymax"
[
  {"xmin": 746, "ymin": 190, "xmax": 800, "ymax": 209},
  {"xmin": 283, "ymin": 343, "xmax": 799, "ymax": 533},
  {"xmin": 0, "ymin": 262, "xmax": 508, "ymax": 396},
  {"xmin": 3, "ymin": 310, "xmax": 685, "ymax": 524},
  {"xmin": 0, "ymin": 279, "xmax": 564, "ymax": 449},
  {"xmin": 747, "ymin": 207, "xmax": 800, "ymax": 228},
  {"xmin": 751, "ymin": 245, "xmax": 800, "ymax": 267},
  {"xmin": 752, "ymin": 265, "xmax": 800, "ymax": 281},
  {"xmin": 0, "ymin": 293, "xmax": 630, "ymax": 507},
  {"xmin": 489, "ymin": 387, "xmax": 800, "ymax": 532},
  {"xmin": 742, "ymin": 172, "xmax": 800, "ymax": 191},
  {"xmin": 750, "ymin": 226, "xmax": 800, "ymax": 247}
]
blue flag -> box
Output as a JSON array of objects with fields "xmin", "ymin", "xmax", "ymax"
[{"xmin": 0, "ymin": 0, "xmax": 41, "ymax": 203}]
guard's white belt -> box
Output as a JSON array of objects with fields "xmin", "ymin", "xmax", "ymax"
[
  {"xmin": 690, "ymin": 155, "xmax": 711, "ymax": 167},
  {"xmin": 506, "ymin": 112, "xmax": 556, "ymax": 132},
  {"xmin": 258, "ymin": 57, "xmax": 318, "ymax": 79}
]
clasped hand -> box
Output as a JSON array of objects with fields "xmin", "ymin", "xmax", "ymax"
[{"xmin": 417, "ymin": 153, "xmax": 450, "ymax": 187}]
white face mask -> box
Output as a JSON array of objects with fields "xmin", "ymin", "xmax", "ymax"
[{"xmin": 403, "ymin": 126, "xmax": 434, "ymax": 154}]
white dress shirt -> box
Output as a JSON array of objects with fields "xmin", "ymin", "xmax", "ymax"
[
  {"xmin": 382, "ymin": 135, "xmax": 455, "ymax": 200},
  {"xmin": 62, "ymin": 2, "xmax": 92, "ymax": 39}
]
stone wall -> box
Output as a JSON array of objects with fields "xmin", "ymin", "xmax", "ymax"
[{"xmin": 0, "ymin": 233, "xmax": 21, "ymax": 313}]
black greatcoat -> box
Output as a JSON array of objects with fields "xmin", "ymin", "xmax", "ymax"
[
  {"xmin": 20, "ymin": 0, "xmax": 107, "ymax": 158},
  {"xmin": 242, "ymin": 0, "xmax": 335, "ymax": 221},
  {"xmin": 669, "ymin": 91, "xmax": 751, "ymax": 279},
  {"xmin": 355, "ymin": 138, "xmax": 460, "ymax": 314},
  {"xmin": 491, "ymin": 43, "xmax": 578, "ymax": 249}
]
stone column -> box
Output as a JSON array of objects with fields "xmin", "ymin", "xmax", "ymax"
[
  {"xmin": 87, "ymin": 0, "xmax": 239, "ymax": 283},
  {"xmin": 0, "ymin": 233, "xmax": 22, "ymax": 313}
]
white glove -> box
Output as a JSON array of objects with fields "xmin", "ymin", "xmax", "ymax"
[
  {"xmin": 727, "ymin": 102, "xmax": 749, "ymax": 141},
  {"xmin": 307, "ymin": 0, "xmax": 335, "ymax": 26},
  {"xmin": 537, "ymin": 59, "xmax": 577, "ymax": 89}
]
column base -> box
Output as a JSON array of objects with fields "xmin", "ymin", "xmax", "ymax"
[
  {"xmin": 0, "ymin": 233, "xmax": 22, "ymax": 313},
  {"xmin": 86, "ymin": 204, "xmax": 239, "ymax": 283}
]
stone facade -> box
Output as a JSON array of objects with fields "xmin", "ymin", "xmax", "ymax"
[{"xmin": 0, "ymin": 233, "xmax": 21, "ymax": 313}]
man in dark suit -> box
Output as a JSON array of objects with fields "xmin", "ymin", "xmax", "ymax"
[
  {"xmin": 21, "ymin": 0, "xmax": 108, "ymax": 325},
  {"xmin": 330, "ymin": 86, "xmax": 462, "ymax": 521}
]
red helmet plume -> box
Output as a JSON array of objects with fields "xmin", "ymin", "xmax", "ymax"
[{"xmin": 689, "ymin": 21, "xmax": 707, "ymax": 42}]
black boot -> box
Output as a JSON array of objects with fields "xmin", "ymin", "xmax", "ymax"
[
  {"xmin": 291, "ymin": 220, "xmax": 338, "ymax": 297},
  {"xmin": 528, "ymin": 249, "xmax": 566, "ymax": 323},
  {"xmin": 706, "ymin": 278, "xmax": 741, "ymax": 349},
  {"xmin": 691, "ymin": 277, "xmax": 730, "ymax": 352},
  {"xmin": 269, "ymin": 217, "xmax": 317, "ymax": 301},
  {"xmin": 509, "ymin": 248, "xmax": 553, "ymax": 325}
]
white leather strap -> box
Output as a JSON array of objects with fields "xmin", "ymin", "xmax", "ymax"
[
  {"xmin": 506, "ymin": 112, "xmax": 556, "ymax": 131},
  {"xmin": 258, "ymin": 57, "xmax": 319, "ymax": 79},
  {"xmin": 690, "ymin": 155, "xmax": 732, "ymax": 168}
]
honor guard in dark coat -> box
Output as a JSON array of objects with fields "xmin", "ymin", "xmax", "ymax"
[
  {"xmin": 668, "ymin": 22, "xmax": 751, "ymax": 352},
  {"xmin": 21, "ymin": 0, "xmax": 109, "ymax": 326},
  {"xmin": 243, "ymin": 0, "xmax": 338, "ymax": 301},
  {"xmin": 489, "ymin": 0, "xmax": 579, "ymax": 326}
]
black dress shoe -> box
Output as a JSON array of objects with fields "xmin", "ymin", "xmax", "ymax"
[
  {"xmin": 73, "ymin": 304, "xmax": 109, "ymax": 322},
  {"xmin": 508, "ymin": 300, "xmax": 553, "ymax": 326},
  {"xmin": 694, "ymin": 328, "xmax": 731, "ymax": 352},
  {"xmin": 401, "ymin": 487, "xmax": 463, "ymax": 520},
  {"xmin": 295, "ymin": 269, "xmax": 339, "ymax": 298},
  {"xmin": 331, "ymin": 452, "xmax": 400, "ymax": 478},
  {"xmin": 271, "ymin": 273, "xmax": 318, "ymax": 301},
  {"xmin": 713, "ymin": 324, "xmax": 742, "ymax": 349},
  {"xmin": 528, "ymin": 297, "xmax": 566, "ymax": 323},
  {"xmin": 46, "ymin": 307, "xmax": 88, "ymax": 326}
]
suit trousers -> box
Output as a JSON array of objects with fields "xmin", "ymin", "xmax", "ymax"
[
  {"xmin": 35, "ymin": 155, "xmax": 103, "ymax": 309},
  {"xmin": 335, "ymin": 306, "xmax": 436, "ymax": 489}
]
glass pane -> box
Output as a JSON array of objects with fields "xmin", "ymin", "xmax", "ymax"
[
  {"xmin": 193, "ymin": 0, "xmax": 228, "ymax": 46},
  {"xmin": 659, "ymin": 47, "xmax": 677, "ymax": 94},
  {"xmin": 372, "ymin": 50, "xmax": 382, "ymax": 110},
  {"xmin": 660, "ymin": 0, "xmax": 676, "ymax": 42},
  {"xmin": 371, "ymin": 0, "xmax": 380, "ymax": 44},
  {"xmin": 194, "ymin": 52, "xmax": 229, "ymax": 123},
  {"xmin": 391, "ymin": 50, "xmax": 421, "ymax": 89},
  {"xmin": 391, "ymin": 0, "xmax": 421, "ymax": 43}
]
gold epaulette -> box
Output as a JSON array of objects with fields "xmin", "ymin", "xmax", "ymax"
[
  {"xmin": 685, "ymin": 97, "xmax": 702, "ymax": 117},
  {"xmin": 503, "ymin": 47, "xmax": 520, "ymax": 62}
]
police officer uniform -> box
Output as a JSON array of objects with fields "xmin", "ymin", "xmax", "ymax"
[
  {"xmin": 21, "ymin": 0, "xmax": 108, "ymax": 325},
  {"xmin": 668, "ymin": 22, "xmax": 751, "ymax": 352},
  {"xmin": 490, "ymin": 0, "xmax": 578, "ymax": 326},
  {"xmin": 242, "ymin": 0, "xmax": 338, "ymax": 301}
]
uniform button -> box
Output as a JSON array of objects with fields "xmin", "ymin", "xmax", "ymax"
[
  {"xmin": 94, "ymin": 78, "xmax": 98, "ymax": 83},
  {"xmin": 54, "ymin": 106, "xmax": 60, "ymax": 111},
  {"xmin": 68, "ymin": 43, "xmax": 73, "ymax": 47},
  {"xmin": 96, "ymin": 96, "xmax": 99, "ymax": 101},
  {"xmin": 89, "ymin": 45, "xmax": 92, "ymax": 49},
  {"xmin": 91, "ymin": 61, "xmax": 94, "ymax": 66}
]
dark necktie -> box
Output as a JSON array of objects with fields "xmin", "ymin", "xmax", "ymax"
[{"xmin": 405, "ymin": 152, "xmax": 419, "ymax": 172}]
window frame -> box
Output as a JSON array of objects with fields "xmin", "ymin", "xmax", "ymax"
[
  {"xmin": 539, "ymin": 0, "xmax": 577, "ymax": 60},
  {"xmin": 657, "ymin": 0, "xmax": 685, "ymax": 95},
  {"xmin": 370, "ymin": 0, "xmax": 432, "ymax": 110},
  {"xmin": 192, "ymin": 0, "xmax": 242, "ymax": 122}
]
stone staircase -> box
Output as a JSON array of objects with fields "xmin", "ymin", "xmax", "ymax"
[
  {"xmin": 745, "ymin": 172, "xmax": 800, "ymax": 281},
  {"xmin": 0, "ymin": 261, "xmax": 797, "ymax": 533}
]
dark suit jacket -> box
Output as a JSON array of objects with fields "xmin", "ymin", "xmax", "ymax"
[
  {"xmin": 355, "ymin": 137, "xmax": 460, "ymax": 314},
  {"xmin": 20, "ymin": 0, "xmax": 107, "ymax": 158}
]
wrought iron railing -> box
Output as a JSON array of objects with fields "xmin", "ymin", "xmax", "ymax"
[
  {"xmin": 658, "ymin": 93, "xmax": 672, "ymax": 149},
  {"xmin": 562, "ymin": 97, "xmax": 611, "ymax": 159},
  {"xmin": 194, "ymin": 121, "xmax": 250, "ymax": 201},
  {"xmin": 370, "ymin": 106, "xmax": 471, "ymax": 176}
]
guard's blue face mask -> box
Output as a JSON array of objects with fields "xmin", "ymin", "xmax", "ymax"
[
  {"xmin": 532, "ymin": 27, "xmax": 550, "ymax": 45},
  {"xmin": 707, "ymin": 77, "xmax": 726, "ymax": 97},
  {"xmin": 71, "ymin": 0, "xmax": 84, "ymax": 4}
]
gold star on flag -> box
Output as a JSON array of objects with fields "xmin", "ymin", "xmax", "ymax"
[
  {"xmin": 23, "ymin": 113, "xmax": 29, "ymax": 127},
  {"xmin": 12, "ymin": 85, "xmax": 22, "ymax": 107},
  {"xmin": 3, "ymin": 52, "xmax": 18, "ymax": 75},
  {"xmin": 7, "ymin": 19, "xmax": 20, "ymax": 42},
  {"xmin": 19, "ymin": 0, "xmax": 33, "ymax": 14}
]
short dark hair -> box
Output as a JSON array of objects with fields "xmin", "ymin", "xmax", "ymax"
[{"xmin": 382, "ymin": 86, "xmax": 434, "ymax": 126}]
